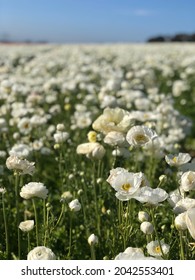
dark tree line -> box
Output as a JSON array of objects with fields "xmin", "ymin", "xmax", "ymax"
[{"xmin": 147, "ymin": 33, "xmax": 195, "ymax": 42}]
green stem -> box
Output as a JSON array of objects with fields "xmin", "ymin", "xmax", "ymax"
[
  {"xmin": 150, "ymin": 208, "xmax": 166, "ymax": 259},
  {"xmin": 2, "ymin": 193, "xmax": 9, "ymax": 258},
  {"xmin": 68, "ymin": 211, "xmax": 73, "ymax": 258},
  {"xmin": 92, "ymin": 162, "xmax": 100, "ymax": 236},
  {"xmin": 55, "ymin": 204, "xmax": 65, "ymax": 228},
  {"xmin": 32, "ymin": 199, "xmax": 39, "ymax": 246},
  {"xmin": 90, "ymin": 245, "xmax": 96, "ymax": 260},
  {"xmin": 179, "ymin": 231, "xmax": 185, "ymax": 260},
  {"xmin": 27, "ymin": 232, "xmax": 31, "ymax": 253},
  {"xmin": 14, "ymin": 172, "xmax": 21, "ymax": 259}
]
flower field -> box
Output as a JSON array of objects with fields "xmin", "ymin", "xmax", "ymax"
[{"xmin": 0, "ymin": 43, "xmax": 195, "ymax": 260}]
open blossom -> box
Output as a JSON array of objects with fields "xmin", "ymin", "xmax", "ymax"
[
  {"xmin": 134, "ymin": 187, "xmax": 168, "ymax": 205},
  {"xmin": 185, "ymin": 208, "xmax": 195, "ymax": 240},
  {"xmin": 103, "ymin": 131, "xmax": 127, "ymax": 147},
  {"xmin": 165, "ymin": 153, "xmax": 191, "ymax": 167},
  {"xmin": 115, "ymin": 247, "xmax": 156, "ymax": 260},
  {"xmin": 173, "ymin": 198, "xmax": 195, "ymax": 214},
  {"xmin": 126, "ymin": 125, "xmax": 157, "ymax": 147},
  {"xmin": 107, "ymin": 168, "xmax": 143, "ymax": 201},
  {"xmin": 20, "ymin": 182, "xmax": 48, "ymax": 199},
  {"xmin": 92, "ymin": 107, "xmax": 134, "ymax": 135},
  {"xmin": 19, "ymin": 220, "xmax": 34, "ymax": 232},
  {"xmin": 76, "ymin": 142, "xmax": 105, "ymax": 160},
  {"xmin": 180, "ymin": 171, "xmax": 195, "ymax": 192},
  {"xmin": 6, "ymin": 155, "xmax": 35, "ymax": 175},
  {"xmin": 146, "ymin": 240, "xmax": 170, "ymax": 257},
  {"xmin": 27, "ymin": 246, "xmax": 56, "ymax": 260}
]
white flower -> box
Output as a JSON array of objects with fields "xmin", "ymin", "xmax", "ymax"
[
  {"xmin": 20, "ymin": 182, "xmax": 48, "ymax": 199},
  {"xmin": 175, "ymin": 213, "xmax": 187, "ymax": 231},
  {"xmin": 56, "ymin": 123, "xmax": 65, "ymax": 131},
  {"xmin": 9, "ymin": 144, "xmax": 32, "ymax": 158},
  {"xmin": 69, "ymin": 199, "xmax": 81, "ymax": 212},
  {"xmin": 17, "ymin": 117, "xmax": 32, "ymax": 135},
  {"xmin": 180, "ymin": 171, "xmax": 195, "ymax": 192},
  {"xmin": 6, "ymin": 155, "xmax": 35, "ymax": 175},
  {"xmin": 115, "ymin": 247, "xmax": 156, "ymax": 260},
  {"xmin": 173, "ymin": 198, "xmax": 195, "ymax": 214},
  {"xmin": 138, "ymin": 211, "xmax": 150, "ymax": 222},
  {"xmin": 107, "ymin": 168, "xmax": 142, "ymax": 201},
  {"xmin": 140, "ymin": 221, "xmax": 154, "ymax": 234},
  {"xmin": 103, "ymin": 131, "xmax": 127, "ymax": 147},
  {"xmin": 76, "ymin": 142, "xmax": 105, "ymax": 160},
  {"xmin": 0, "ymin": 187, "xmax": 6, "ymax": 194},
  {"xmin": 126, "ymin": 125, "xmax": 157, "ymax": 146},
  {"xmin": 146, "ymin": 240, "xmax": 170, "ymax": 257},
  {"xmin": 60, "ymin": 191, "xmax": 73, "ymax": 202},
  {"xmin": 165, "ymin": 153, "xmax": 191, "ymax": 167},
  {"xmin": 134, "ymin": 187, "xmax": 168, "ymax": 205},
  {"xmin": 88, "ymin": 234, "xmax": 98, "ymax": 246},
  {"xmin": 185, "ymin": 208, "xmax": 195, "ymax": 240},
  {"xmin": 27, "ymin": 246, "xmax": 56, "ymax": 260},
  {"xmin": 92, "ymin": 107, "xmax": 134, "ymax": 135},
  {"xmin": 19, "ymin": 220, "xmax": 34, "ymax": 232},
  {"xmin": 54, "ymin": 131, "xmax": 69, "ymax": 143},
  {"xmin": 167, "ymin": 189, "xmax": 183, "ymax": 208}
]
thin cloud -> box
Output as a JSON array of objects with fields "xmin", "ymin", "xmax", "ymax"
[
  {"xmin": 133, "ymin": 9, "xmax": 155, "ymax": 16},
  {"xmin": 117, "ymin": 9, "xmax": 156, "ymax": 17}
]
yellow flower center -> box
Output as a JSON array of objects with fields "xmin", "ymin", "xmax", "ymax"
[
  {"xmin": 121, "ymin": 183, "xmax": 131, "ymax": 191},
  {"xmin": 155, "ymin": 246, "xmax": 161, "ymax": 254},
  {"xmin": 135, "ymin": 134, "xmax": 148, "ymax": 143},
  {"xmin": 172, "ymin": 157, "xmax": 177, "ymax": 163},
  {"xmin": 87, "ymin": 131, "xmax": 97, "ymax": 143}
]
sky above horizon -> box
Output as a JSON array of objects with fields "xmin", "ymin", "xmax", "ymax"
[{"xmin": 0, "ymin": 0, "xmax": 195, "ymax": 43}]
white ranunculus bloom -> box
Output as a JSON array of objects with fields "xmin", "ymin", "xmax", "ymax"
[
  {"xmin": 107, "ymin": 168, "xmax": 142, "ymax": 201},
  {"xmin": 167, "ymin": 189, "xmax": 183, "ymax": 208},
  {"xmin": 165, "ymin": 153, "xmax": 191, "ymax": 167},
  {"xmin": 173, "ymin": 198, "xmax": 195, "ymax": 214},
  {"xmin": 103, "ymin": 131, "xmax": 127, "ymax": 147},
  {"xmin": 6, "ymin": 155, "xmax": 35, "ymax": 175},
  {"xmin": 54, "ymin": 131, "xmax": 69, "ymax": 143},
  {"xmin": 126, "ymin": 125, "xmax": 157, "ymax": 147},
  {"xmin": 69, "ymin": 199, "xmax": 81, "ymax": 212},
  {"xmin": 180, "ymin": 171, "xmax": 195, "ymax": 192},
  {"xmin": 27, "ymin": 246, "xmax": 56, "ymax": 260},
  {"xmin": 19, "ymin": 220, "xmax": 34, "ymax": 232},
  {"xmin": 20, "ymin": 182, "xmax": 48, "ymax": 199},
  {"xmin": 76, "ymin": 142, "xmax": 105, "ymax": 160},
  {"xmin": 115, "ymin": 247, "xmax": 156, "ymax": 260},
  {"xmin": 88, "ymin": 234, "xmax": 99, "ymax": 246},
  {"xmin": 146, "ymin": 240, "xmax": 170, "ymax": 257},
  {"xmin": 134, "ymin": 187, "xmax": 168, "ymax": 205},
  {"xmin": 185, "ymin": 208, "xmax": 195, "ymax": 240},
  {"xmin": 175, "ymin": 213, "xmax": 187, "ymax": 231},
  {"xmin": 92, "ymin": 107, "xmax": 134, "ymax": 135}
]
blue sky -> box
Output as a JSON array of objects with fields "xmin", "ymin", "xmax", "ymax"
[{"xmin": 0, "ymin": 0, "xmax": 195, "ymax": 43}]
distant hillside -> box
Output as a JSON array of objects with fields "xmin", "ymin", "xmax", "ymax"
[{"xmin": 147, "ymin": 33, "xmax": 195, "ymax": 42}]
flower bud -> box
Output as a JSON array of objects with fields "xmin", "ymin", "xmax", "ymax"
[
  {"xmin": 138, "ymin": 211, "xmax": 149, "ymax": 222},
  {"xmin": 140, "ymin": 221, "xmax": 154, "ymax": 234},
  {"xmin": 175, "ymin": 212, "xmax": 187, "ymax": 231},
  {"xmin": 88, "ymin": 234, "xmax": 98, "ymax": 246},
  {"xmin": 69, "ymin": 199, "xmax": 81, "ymax": 212}
]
